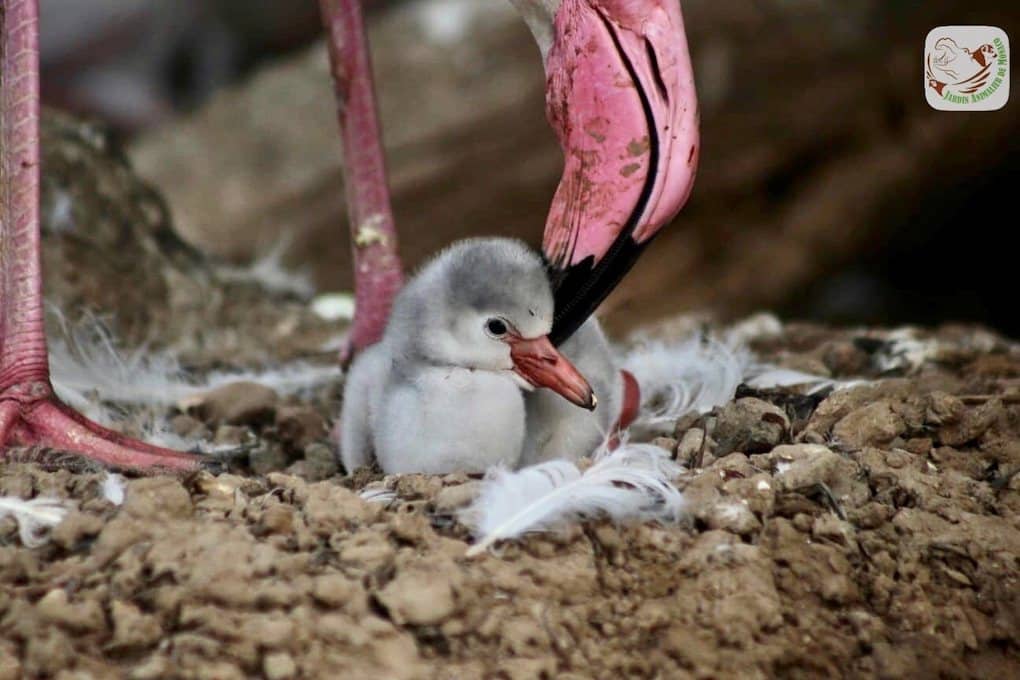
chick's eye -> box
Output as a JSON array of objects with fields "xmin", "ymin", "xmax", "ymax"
[{"xmin": 486, "ymin": 318, "xmax": 508, "ymax": 337}]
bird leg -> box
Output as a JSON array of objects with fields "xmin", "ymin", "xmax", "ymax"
[
  {"xmin": 318, "ymin": 0, "xmax": 404, "ymax": 362},
  {"xmin": 0, "ymin": 0, "xmax": 201, "ymax": 472}
]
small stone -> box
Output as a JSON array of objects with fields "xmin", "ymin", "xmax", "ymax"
[
  {"xmin": 185, "ymin": 381, "xmax": 278, "ymax": 425},
  {"xmin": 263, "ymin": 652, "xmax": 297, "ymax": 680},
  {"xmin": 123, "ymin": 478, "xmax": 193, "ymax": 520},
  {"xmin": 722, "ymin": 473, "xmax": 775, "ymax": 517},
  {"xmin": 376, "ymin": 560, "xmax": 458, "ymax": 626},
  {"xmin": 37, "ymin": 589, "xmax": 106, "ymax": 634},
  {"xmin": 312, "ymin": 574, "xmax": 361, "ymax": 608},
  {"xmin": 676, "ymin": 427, "xmax": 706, "ymax": 467},
  {"xmin": 769, "ymin": 444, "xmax": 841, "ymax": 492},
  {"xmin": 937, "ymin": 399, "xmax": 1003, "ymax": 446},
  {"xmin": 821, "ymin": 340, "xmax": 869, "ymax": 375},
  {"xmin": 713, "ymin": 398, "xmax": 789, "ymax": 456},
  {"xmin": 832, "ymin": 401, "xmax": 905, "ymax": 449},
  {"xmin": 304, "ymin": 484, "xmax": 379, "ymax": 534},
  {"xmin": 925, "ymin": 392, "xmax": 965, "ymax": 426},
  {"xmin": 276, "ymin": 406, "xmax": 328, "ymax": 450},
  {"xmin": 301, "ymin": 442, "xmax": 339, "ymax": 481},
  {"xmin": 260, "ymin": 504, "xmax": 295, "ymax": 535},
  {"xmin": 705, "ymin": 500, "xmax": 760, "ymax": 535},
  {"xmin": 170, "ymin": 413, "xmax": 206, "ymax": 438},
  {"xmin": 811, "ymin": 514, "xmax": 856, "ymax": 547},
  {"xmin": 434, "ymin": 481, "xmax": 480, "ymax": 513},
  {"xmin": 902, "ymin": 437, "xmax": 933, "ymax": 455},
  {"xmin": 110, "ymin": 600, "xmax": 162, "ymax": 650},
  {"xmin": 249, "ymin": 443, "xmax": 289, "ymax": 475}
]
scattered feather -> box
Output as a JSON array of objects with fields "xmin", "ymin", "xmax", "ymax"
[
  {"xmin": 872, "ymin": 329, "xmax": 939, "ymax": 374},
  {"xmin": 0, "ymin": 496, "xmax": 73, "ymax": 547},
  {"xmin": 462, "ymin": 445, "xmax": 685, "ymax": 557},
  {"xmin": 744, "ymin": 365, "xmax": 862, "ymax": 394},
  {"xmin": 622, "ymin": 336, "xmax": 748, "ymax": 429},
  {"xmin": 46, "ymin": 312, "xmax": 340, "ymax": 452},
  {"xmin": 621, "ymin": 326, "xmax": 865, "ymax": 435},
  {"xmin": 101, "ymin": 474, "xmax": 126, "ymax": 506},
  {"xmin": 360, "ymin": 487, "xmax": 398, "ymax": 505},
  {"xmin": 214, "ymin": 239, "xmax": 315, "ymax": 299},
  {"xmin": 49, "ymin": 316, "xmax": 339, "ymax": 413},
  {"xmin": 311, "ymin": 292, "xmax": 356, "ymax": 321},
  {"xmin": 724, "ymin": 312, "xmax": 784, "ymax": 346}
]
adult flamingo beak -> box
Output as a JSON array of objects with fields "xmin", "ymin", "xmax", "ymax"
[
  {"xmin": 515, "ymin": 0, "xmax": 700, "ymax": 344},
  {"xmin": 509, "ymin": 334, "xmax": 597, "ymax": 410}
]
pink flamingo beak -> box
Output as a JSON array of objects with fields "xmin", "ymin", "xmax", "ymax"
[{"xmin": 521, "ymin": 0, "xmax": 700, "ymax": 343}]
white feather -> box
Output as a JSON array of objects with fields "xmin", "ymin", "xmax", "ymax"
[
  {"xmin": 101, "ymin": 474, "xmax": 126, "ymax": 505},
  {"xmin": 744, "ymin": 365, "xmax": 862, "ymax": 394},
  {"xmin": 622, "ymin": 336, "xmax": 749, "ymax": 428},
  {"xmin": 49, "ymin": 315, "xmax": 338, "ymax": 412},
  {"xmin": 49, "ymin": 319, "xmax": 339, "ymax": 411},
  {"xmin": 214, "ymin": 238, "xmax": 315, "ymax": 299},
  {"xmin": 0, "ymin": 496, "xmax": 73, "ymax": 547},
  {"xmin": 45, "ymin": 313, "xmax": 339, "ymax": 452},
  {"xmin": 621, "ymin": 331, "xmax": 865, "ymax": 433},
  {"xmin": 462, "ymin": 445, "xmax": 685, "ymax": 556},
  {"xmin": 359, "ymin": 487, "xmax": 398, "ymax": 505}
]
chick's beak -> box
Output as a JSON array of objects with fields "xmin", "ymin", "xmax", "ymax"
[{"xmin": 509, "ymin": 335, "xmax": 596, "ymax": 410}]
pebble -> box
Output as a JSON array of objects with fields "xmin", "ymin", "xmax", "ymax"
[
  {"xmin": 713, "ymin": 398, "xmax": 789, "ymax": 456},
  {"xmin": 264, "ymin": 652, "xmax": 297, "ymax": 680},
  {"xmin": 186, "ymin": 381, "xmax": 278, "ymax": 425},
  {"xmin": 705, "ymin": 500, "xmax": 761, "ymax": 535},
  {"xmin": 249, "ymin": 443, "xmax": 289, "ymax": 475},
  {"xmin": 123, "ymin": 478, "xmax": 193, "ymax": 520},
  {"xmin": 832, "ymin": 401, "xmax": 906, "ymax": 449},
  {"xmin": 676, "ymin": 427, "xmax": 706, "ymax": 467},
  {"xmin": 301, "ymin": 442, "xmax": 339, "ymax": 481},
  {"xmin": 768, "ymin": 444, "xmax": 841, "ymax": 492},
  {"xmin": 276, "ymin": 405, "xmax": 328, "ymax": 450},
  {"xmin": 376, "ymin": 560, "xmax": 458, "ymax": 626}
]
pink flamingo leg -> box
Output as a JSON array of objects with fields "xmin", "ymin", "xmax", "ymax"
[
  {"xmin": 319, "ymin": 0, "xmax": 404, "ymax": 361},
  {"xmin": 0, "ymin": 0, "xmax": 200, "ymax": 473}
]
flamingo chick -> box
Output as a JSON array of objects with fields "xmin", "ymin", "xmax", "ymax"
[{"xmin": 340, "ymin": 238, "xmax": 596, "ymax": 474}]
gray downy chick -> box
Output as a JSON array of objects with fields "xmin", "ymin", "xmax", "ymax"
[{"xmin": 339, "ymin": 238, "xmax": 595, "ymax": 474}]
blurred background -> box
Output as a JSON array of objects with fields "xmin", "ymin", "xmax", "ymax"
[{"xmin": 37, "ymin": 0, "xmax": 1020, "ymax": 338}]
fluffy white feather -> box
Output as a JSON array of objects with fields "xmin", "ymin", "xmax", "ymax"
[
  {"xmin": 462, "ymin": 445, "xmax": 685, "ymax": 557},
  {"xmin": 621, "ymin": 331, "xmax": 864, "ymax": 434},
  {"xmin": 0, "ymin": 496, "xmax": 73, "ymax": 547},
  {"xmin": 49, "ymin": 320, "xmax": 339, "ymax": 411},
  {"xmin": 744, "ymin": 365, "xmax": 861, "ymax": 394},
  {"xmin": 49, "ymin": 316, "xmax": 338, "ymax": 414},
  {"xmin": 45, "ymin": 313, "xmax": 340, "ymax": 452},
  {"xmin": 622, "ymin": 336, "xmax": 749, "ymax": 429},
  {"xmin": 214, "ymin": 239, "xmax": 315, "ymax": 299}
]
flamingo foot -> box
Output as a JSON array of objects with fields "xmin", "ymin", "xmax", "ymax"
[{"xmin": 0, "ymin": 383, "xmax": 203, "ymax": 474}]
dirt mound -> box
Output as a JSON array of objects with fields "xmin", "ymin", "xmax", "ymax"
[{"xmin": 1, "ymin": 324, "xmax": 1018, "ymax": 679}]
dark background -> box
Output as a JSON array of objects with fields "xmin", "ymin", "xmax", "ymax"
[{"xmin": 39, "ymin": 0, "xmax": 1020, "ymax": 337}]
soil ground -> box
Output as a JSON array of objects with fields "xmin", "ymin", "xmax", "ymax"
[{"xmin": 1, "ymin": 316, "xmax": 1018, "ymax": 680}]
